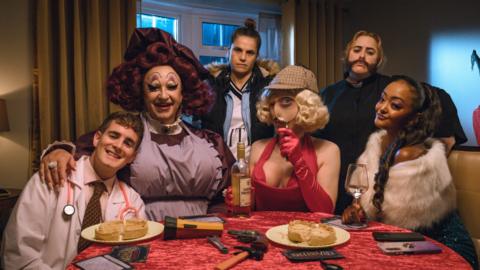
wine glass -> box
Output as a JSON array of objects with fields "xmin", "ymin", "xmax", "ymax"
[
  {"xmin": 344, "ymin": 163, "xmax": 369, "ymax": 204},
  {"xmin": 342, "ymin": 163, "xmax": 369, "ymax": 226}
]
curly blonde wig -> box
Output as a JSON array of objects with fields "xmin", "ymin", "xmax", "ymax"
[{"xmin": 256, "ymin": 89, "xmax": 329, "ymax": 132}]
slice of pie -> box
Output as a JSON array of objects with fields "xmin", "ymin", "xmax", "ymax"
[
  {"xmin": 123, "ymin": 218, "xmax": 148, "ymax": 240},
  {"xmin": 94, "ymin": 219, "xmax": 148, "ymax": 241},
  {"xmin": 287, "ymin": 220, "xmax": 336, "ymax": 246},
  {"xmin": 95, "ymin": 220, "xmax": 123, "ymax": 241}
]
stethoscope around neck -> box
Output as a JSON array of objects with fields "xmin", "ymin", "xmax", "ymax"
[{"xmin": 63, "ymin": 181, "xmax": 138, "ymax": 219}]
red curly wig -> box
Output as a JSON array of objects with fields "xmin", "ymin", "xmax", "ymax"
[{"xmin": 107, "ymin": 28, "xmax": 215, "ymax": 116}]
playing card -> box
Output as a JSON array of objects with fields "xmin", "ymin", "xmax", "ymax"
[{"xmin": 110, "ymin": 245, "xmax": 150, "ymax": 263}]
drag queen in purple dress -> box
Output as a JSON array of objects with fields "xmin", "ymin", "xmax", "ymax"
[{"xmin": 40, "ymin": 28, "xmax": 235, "ymax": 220}]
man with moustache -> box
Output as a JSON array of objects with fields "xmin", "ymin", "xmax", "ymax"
[{"xmin": 314, "ymin": 30, "xmax": 466, "ymax": 214}]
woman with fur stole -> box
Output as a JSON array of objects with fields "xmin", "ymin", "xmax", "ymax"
[{"xmin": 357, "ymin": 75, "xmax": 477, "ymax": 268}]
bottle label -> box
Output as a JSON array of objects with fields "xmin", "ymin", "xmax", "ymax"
[{"xmin": 239, "ymin": 177, "xmax": 251, "ymax": 207}]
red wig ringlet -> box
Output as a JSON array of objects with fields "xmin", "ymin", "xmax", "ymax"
[{"xmin": 107, "ymin": 28, "xmax": 215, "ymax": 116}]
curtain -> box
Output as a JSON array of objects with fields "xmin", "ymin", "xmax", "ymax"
[
  {"xmin": 281, "ymin": 0, "xmax": 344, "ymax": 88},
  {"xmin": 31, "ymin": 0, "xmax": 137, "ymax": 172},
  {"xmin": 258, "ymin": 12, "xmax": 282, "ymax": 63}
]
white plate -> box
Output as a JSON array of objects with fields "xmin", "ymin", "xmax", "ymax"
[
  {"xmin": 80, "ymin": 221, "xmax": 164, "ymax": 244},
  {"xmin": 266, "ymin": 224, "xmax": 350, "ymax": 249}
]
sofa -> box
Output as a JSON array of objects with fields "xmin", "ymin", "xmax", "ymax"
[{"xmin": 448, "ymin": 146, "xmax": 480, "ymax": 265}]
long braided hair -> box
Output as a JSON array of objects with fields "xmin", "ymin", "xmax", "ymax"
[{"xmin": 372, "ymin": 75, "xmax": 442, "ymax": 217}]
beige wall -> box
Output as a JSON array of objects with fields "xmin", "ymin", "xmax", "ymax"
[
  {"xmin": 0, "ymin": 0, "xmax": 33, "ymax": 189},
  {"xmin": 344, "ymin": 0, "xmax": 480, "ymax": 79},
  {"xmin": 343, "ymin": 0, "xmax": 480, "ymax": 146}
]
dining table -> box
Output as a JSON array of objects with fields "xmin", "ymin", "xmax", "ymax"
[{"xmin": 67, "ymin": 211, "xmax": 472, "ymax": 270}]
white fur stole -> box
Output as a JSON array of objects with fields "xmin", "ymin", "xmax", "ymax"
[{"xmin": 358, "ymin": 130, "xmax": 456, "ymax": 230}]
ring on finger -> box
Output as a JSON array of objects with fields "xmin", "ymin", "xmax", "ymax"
[{"xmin": 48, "ymin": 161, "xmax": 58, "ymax": 170}]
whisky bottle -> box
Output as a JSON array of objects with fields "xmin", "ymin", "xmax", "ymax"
[{"xmin": 231, "ymin": 142, "xmax": 251, "ymax": 217}]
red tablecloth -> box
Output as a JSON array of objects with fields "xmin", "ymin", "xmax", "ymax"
[{"xmin": 67, "ymin": 211, "xmax": 471, "ymax": 270}]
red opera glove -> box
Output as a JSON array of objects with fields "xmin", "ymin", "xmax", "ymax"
[
  {"xmin": 277, "ymin": 128, "xmax": 302, "ymax": 162},
  {"xmin": 277, "ymin": 128, "xmax": 333, "ymax": 213}
]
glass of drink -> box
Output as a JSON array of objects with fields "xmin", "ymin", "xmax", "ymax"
[
  {"xmin": 345, "ymin": 163, "xmax": 368, "ymax": 203},
  {"xmin": 341, "ymin": 163, "xmax": 369, "ymax": 226}
]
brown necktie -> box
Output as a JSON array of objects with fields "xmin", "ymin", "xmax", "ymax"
[{"xmin": 78, "ymin": 181, "xmax": 106, "ymax": 252}]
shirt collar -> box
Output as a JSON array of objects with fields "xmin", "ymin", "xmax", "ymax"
[
  {"xmin": 84, "ymin": 156, "xmax": 116, "ymax": 194},
  {"xmin": 228, "ymin": 74, "xmax": 253, "ymax": 94}
]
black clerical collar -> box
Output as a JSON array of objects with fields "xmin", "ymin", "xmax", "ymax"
[{"xmin": 345, "ymin": 73, "xmax": 380, "ymax": 88}]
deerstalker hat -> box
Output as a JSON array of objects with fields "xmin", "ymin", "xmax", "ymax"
[{"xmin": 266, "ymin": 65, "xmax": 318, "ymax": 93}]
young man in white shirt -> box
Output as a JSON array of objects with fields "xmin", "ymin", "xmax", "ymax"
[{"xmin": 2, "ymin": 111, "xmax": 146, "ymax": 270}]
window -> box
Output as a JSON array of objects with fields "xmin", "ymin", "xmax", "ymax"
[
  {"xmin": 136, "ymin": 14, "xmax": 178, "ymax": 40},
  {"xmin": 136, "ymin": 1, "xmax": 280, "ymax": 66},
  {"xmin": 199, "ymin": 55, "xmax": 228, "ymax": 65},
  {"xmin": 202, "ymin": 22, "xmax": 239, "ymax": 48},
  {"xmin": 198, "ymin": 22, "xmax": 240, "ymax": 65}
]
